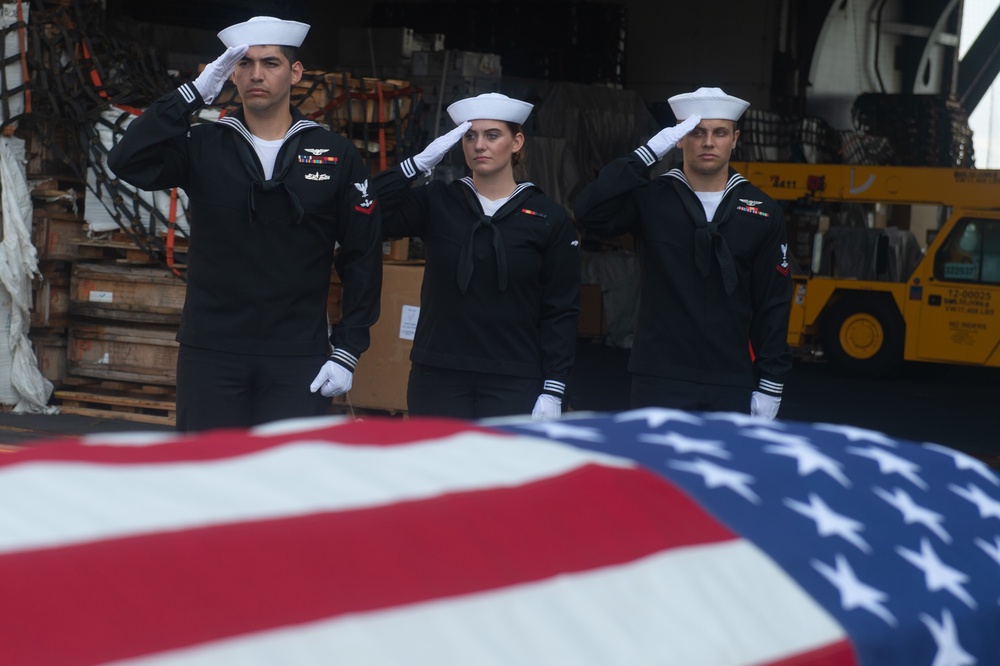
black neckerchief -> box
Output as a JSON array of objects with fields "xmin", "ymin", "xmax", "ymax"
[
  {"xmin": 455, "ymin": 180, "xmax": 537, "ymax": 294},
  {"xmin": 668, "ymin": 175, "xmax": 740, "ymax": 295},
  {"xmin": 221, "ymin": 106, "xmax": 319, "ymax": 226}
]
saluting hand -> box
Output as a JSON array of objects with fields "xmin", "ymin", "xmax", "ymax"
[
  {"xmin": 193, "ymin": 44, "xmax": 249, "ymax": 104},
  {"xmin": 646, "ymin": 115, "xmax": 702, "ymax": 160},
  {"xmin": 412, "ymin": 121, "xmax": 473, "ymax": 175}
]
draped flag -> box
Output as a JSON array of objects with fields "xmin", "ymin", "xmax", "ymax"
[{"xmin": 0, "ymin": 410, "xmax": 998, "ymax": 665}]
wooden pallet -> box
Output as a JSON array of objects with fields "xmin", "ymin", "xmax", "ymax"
[{"xmin": 54, "ymin": 386, "xmax": 176, "ymax": 427}]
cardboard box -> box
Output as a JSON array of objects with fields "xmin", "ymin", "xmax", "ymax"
[
  {"xmin": 327, "ymin": 275, "xmax": 343, "ymax": 324},
  {"xmin": 349, "ymin": 262, "xmax": 423, "ymax": 412},
  {"xmin": 382, "ymin": 238, "xmax": 410, "ymax": 262},
  {"xmin": 577, "ymin": 283, "xmax": 607, "ymax": 339}
]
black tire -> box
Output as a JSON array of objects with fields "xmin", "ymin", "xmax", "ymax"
[{"xmin": 820, "ymin": 294, "xmax": 905, "ymax": 377}]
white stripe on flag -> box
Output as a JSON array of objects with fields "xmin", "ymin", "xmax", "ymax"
[
  {"xmin": 0, "ymin": 433, "xmax": 632, "ymax": 554},
  {"xmin": 113, "ymin": 540, "xmax": 847, "ymax": 666}
]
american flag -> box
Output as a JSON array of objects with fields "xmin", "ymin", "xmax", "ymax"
[{"xmin": 0, "ymin": 410, "xmax": 998, "ymax": 665}]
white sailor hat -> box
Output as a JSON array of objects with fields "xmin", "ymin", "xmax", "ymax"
[
  {"xmin": 668, "ymin": 87, "xmax": 749, "ymax": 121},
  {"xmin": 447, "ymin": 93, "xmax": 533, "ymax": 125},
  {"xmin": 218, "ymin": 16, "xmax": 310, "ymax": 48}
]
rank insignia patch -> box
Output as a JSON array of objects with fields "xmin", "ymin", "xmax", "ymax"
[
  {"xmin": 777, "ymin": 242, "xmax": 790, "ymax": 276},
  {"xmin": 354, "ymin": 179, "xmax": 376, "ymax": 215}
]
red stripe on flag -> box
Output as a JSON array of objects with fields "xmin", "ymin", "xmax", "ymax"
[
  {"xmin": 762, "ymin": 640, "xmax": 857, "ymax": 666},
  {"xmin": 0, "ymin": 418, "xmax": 502, "ymax": 467},
  {"xmin": 0, "ymin": 463, "xmax": 736, "ymax": 665}
]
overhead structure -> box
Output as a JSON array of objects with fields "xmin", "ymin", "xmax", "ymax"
[
  {"xmin": 801, "ymin": 0, "xmax": 965, "ymax": 128},
  {"xmin": 957, "ymin": 3, "xmax": 1000, "ymax": 113}
]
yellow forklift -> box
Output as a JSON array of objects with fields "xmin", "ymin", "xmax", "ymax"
[{"xmin": 731, "ymin": 161, "xmax": 1000, "ymax": 376}]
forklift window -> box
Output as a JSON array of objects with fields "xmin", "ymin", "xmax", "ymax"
[
  {"xmin": 935, "ymin": 218, "xmax": 984, "ymax": 283},
  {"xmin": 981, "ymin": 222, "xmax": 1000, "ymax": 284}
]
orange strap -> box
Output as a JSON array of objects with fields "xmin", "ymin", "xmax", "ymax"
[
  {"xmin": 61, "ymin": 11, "xmax": 106, "ymax": 97},
  {"xmin": 166, "ymin": 188, "xmax": 180, "ymax": 277},
  {"xmin": 376, "ymin": 82, "xmax": 387, "ymax": 171}
]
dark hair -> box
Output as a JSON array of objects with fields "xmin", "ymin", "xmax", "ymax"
[
  {"xmin": 278, "ymin": 45, "xmax": 300, "ymax": 65},
  {"xmin": 505, "ymin": 121, "xmax": 526, "ymax": 178}
]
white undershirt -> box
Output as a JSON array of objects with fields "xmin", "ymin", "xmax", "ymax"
[
  {"xmin": 476, "ymin": 192, "xmax": 512, "ymax": 217},
  {"xmin": 696, "ymin": 190, "xmax": 724, "ymax": 222},
  {"xmin": 251, "ymin": 136, "xmax": 284, "ymax": 180}
]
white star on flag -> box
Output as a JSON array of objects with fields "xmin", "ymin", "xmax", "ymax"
[
  {"xmin": 517, "ymin": 422, "xmax": 607, "ymax": 443},
  {"xmin": 709, "ymin": 412, "xmax": 787, "ymax": 428},
  {"xmin": 919, "ymin": 609, "xmax": 977, "ymax": 666},
  {"xmin": 743, "ymin": 427, "xmax": 818, "ymax": 448},
  {"xmin": 814, "ymin": 423, "xmax": 898, "ymax": 446},
  {"xmin": 896, "ymin": 538, "xmax": 977, "ymax": 608},
  {"xmin": 667, "ymin": 458, "xmax": 760, "ymax": 504},
  {"xmin": 874, "ymin": 486, "xmax": 951, "ymax": 543},
  {"xmin": 752, "ymin": 433, "xmax": 851, "ymax": 487},
  {"xmin": 638, "ymin": 432, "xmax": 730, "ymax": 458},
  {"xmin": 847, "ymin": 446, "xmax": 927, "ymax": 489},
  {"xmin": 614, "ymin": 408, "xmax": 704, "ymax": 428},
  {"xmin": 949, "ymin": 483, "xmax": 1000, "ymax": 520},
  {"xmin": 975, "ymin": 536, "xmax": 1000, "ymax": 566},
  {"xmin": 925, "ymin": 443, "xmax": 1000, "ymax": 485},
  {"xmin": 785, "ymin": 493, "xmax": 871, "ymax": 553},
  {"xmin": 812, "ymin": 553, "xmax": 897, "ymax": 626}
]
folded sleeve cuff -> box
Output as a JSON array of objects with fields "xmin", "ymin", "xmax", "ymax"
[
  {"xmin": 328, "ymin": 348, "xmax": 359, "ymax": 372},
  {"xmin": 541, "ymin": 380, "xmax": 566, "ymax": 398},
  {"xmin": 757, "ymin": 378, "xmax": 783, "ymax": 397},
  {"xmin": 400, "ymin": 157, "xmax": 422, "ymax": 180},
  {"xmin": 633, "ymin": 145, "xmax": 658, "ymax": 167}
]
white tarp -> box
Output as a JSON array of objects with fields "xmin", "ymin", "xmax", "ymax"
[
  {"xmin": 0, "ymin": 135, "xmax": 56, "ymax": 412},
  {"xmin": 88, "ymin": 107, "xmax": 190, "ymax": 235}
]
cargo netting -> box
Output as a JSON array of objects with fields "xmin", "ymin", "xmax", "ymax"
[{"xmin": 10, "ymin": 0, "xmax": 425, "ymax": 274}]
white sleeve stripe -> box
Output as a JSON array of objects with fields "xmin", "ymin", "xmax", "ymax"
[
  {"xmin": 400, "ymin": 159, "xmax": 418, "ymax": 179},
  {"xmin": 330, "ymin": 349, "xmax": 359, "ymax": 371},
  {"xmin": 543, "ymin": 381, "xmax": 566, "ymax": 395},
  {"xmin": 758, "ymin": 380, "xmax": 783, "ymax": 395},
  {"xmin": 179, "ymin": 84, "xmax": 198, "ymax": 105},
  {"xmin": 633, "ymin": 145, "xmax": 656, "ymax": 167}
]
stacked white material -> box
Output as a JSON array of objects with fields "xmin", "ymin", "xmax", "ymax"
[
  {"xmin": 0, "ymin": 135, "xmax": 56, "ymax": 412},
  {"xmin": 87, "ymin": 107, "xmax": 192, "ymax": 235}
]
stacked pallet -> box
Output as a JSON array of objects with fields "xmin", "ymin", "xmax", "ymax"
[{"xmin": 25, "ymin": 126, "xmax": 185, "ymax": 425}]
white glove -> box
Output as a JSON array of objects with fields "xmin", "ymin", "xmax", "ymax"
[
  {"xmin": 646, "ymin": 115, "xmax": 702, "ymax": 160},
  {"xmin": 193, "ymin": 44, "xmax": 249, "ymax": 104},
  {"xmin": 750, "ymin": 391, "xmax": 781, "ymax": 421},
  {"xmin": 412, "ymin": 121, "xmax": 472, "ymax": 174},
  {"xmin": 531, "ymin": 394, "xmax": 562, "ymax": 420},
  {"xmin": 309, "ymin": 360, "xmax": 353, "ymax": 398}
]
